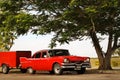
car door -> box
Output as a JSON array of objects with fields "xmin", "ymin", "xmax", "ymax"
[
  {"xmin": 32, "ymin": 52, "xmax": 43, "ymax": 70},
  {"xmin": 39, "ymin": 51, "xmax": 51, "ymax": 71}
]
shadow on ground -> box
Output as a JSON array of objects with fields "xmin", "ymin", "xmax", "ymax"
[{"xmin": 0, "ymin": 68, "xmax": 120, "ymax": 75}]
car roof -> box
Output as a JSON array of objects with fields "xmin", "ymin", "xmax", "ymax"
[{"xmin": 34, "ymin": 49, "xmax": 68, "ymax": 53}]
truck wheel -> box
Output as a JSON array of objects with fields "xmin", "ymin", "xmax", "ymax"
[
  {"xmin": 20, "ymin": 69, "xmax": 27, "ymax": 73},
  {"xmin": 77, "ymin": 68, "xmax": 86, "ymax": 74},
  {"xmin": 2, "ymin": 65, "xmax": 9, "ymax": 74},
  {"xmin": 27, "ymin": 67, "xmax": 36, "ymax": 74},
  {"xmin": 53, "ymin": 63, "xmax": 63, "ymax": 75}
]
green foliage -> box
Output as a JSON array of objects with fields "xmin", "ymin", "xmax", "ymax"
[
  {"xmin": 0, "ymin": 0, "xmax": 22, "ymax": 12},
  {"xmin": 0, "ymin": 0, "xmax": 34, "ymax": 51},
  {"xmin": 30, "ymin": 0, "xmax": 120, "ymax": 49},
  {"xmin": 0, "ymin": 27, "xmax": 16, "ymax": 51},
  {"xmin": 14, "ymin": 13, "xmax": 34, "ymax": 35},
  {"xmin": 0, "ymin": 0, "xmax": 120, "ymax": 53}
]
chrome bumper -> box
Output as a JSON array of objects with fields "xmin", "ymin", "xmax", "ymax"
[{"xmin": 61, "ymin": 62, "xmax": 91, "ymax": 69}]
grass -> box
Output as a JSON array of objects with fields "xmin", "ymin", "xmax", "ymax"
[{"xmin": 90, "ymin": 57, "xmax": 120, "ymax": 68}]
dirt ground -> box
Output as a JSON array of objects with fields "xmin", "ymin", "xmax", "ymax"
[{"xmin": 0, "ymin": 69, "xmax": 120, "ymax": 80}]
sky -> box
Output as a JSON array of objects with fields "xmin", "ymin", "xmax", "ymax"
[{"xmin": 10, "ymin": 34, "xmax": 108, "ymax": 58}]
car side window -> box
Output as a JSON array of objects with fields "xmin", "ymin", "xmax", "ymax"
[
  {"xmin": 42, "ymin": 52, "xmax": 47, "ymax": 58},
  {"xmin": 35, "ymin": 53, "xmax": 41, "ymax": 58}
]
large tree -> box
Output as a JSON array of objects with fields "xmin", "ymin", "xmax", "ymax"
[{"xmin": 30, "ymin": 0, "xmax": 120, "ymax": 70}]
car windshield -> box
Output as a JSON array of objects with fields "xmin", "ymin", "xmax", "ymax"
[{"xmin": 48, "ymin": 50, "xmax": 70, "ymax": 57}]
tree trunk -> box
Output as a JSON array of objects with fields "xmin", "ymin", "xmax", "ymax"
[
  {"xmin": 89, "ymin": 17, "xmax": 120, "ymax": 70},
  {"xmin": 98, "ymin": 54, "xmax": 112, "ymax": 70},
  {"xmin": 90, "ymin": 29, "xmax": 112, "ymax": 70},
  {"xmin": 89, "ymin": 18, "xmax": 120, "ymax": 70}
]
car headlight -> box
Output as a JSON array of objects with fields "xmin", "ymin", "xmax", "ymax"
[
  {"xmin": 63, "ymin": 58, "xmax": 70, "ymax": 63},
  {"xmin": 84, "ymin": 58, "xmax": 90, "ymax": 62}
]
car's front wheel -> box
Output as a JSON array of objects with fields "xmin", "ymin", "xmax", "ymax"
[{"xmin": 53, "ymin": 63, "xmax": 63, "ymax": 75}]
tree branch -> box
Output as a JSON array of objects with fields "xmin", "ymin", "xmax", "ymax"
[
  {"xmin": 106, "ymin": 33, "xmax": 113, "ymax": 55},
  {"xmin": 112, "ymin": 35, "xmax": 118, "ymax": 50},
  {"xmin": 90, "ymin": 17, "xmax": 103, "ymax": 58},
  {"xmin": 91, "ymin": 17, "xmax": 95, "ymax": 32}
]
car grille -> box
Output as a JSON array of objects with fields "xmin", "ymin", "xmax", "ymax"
[{"xmin": 71, "ymin": 61, "xmax": 84, "ymax": 64}]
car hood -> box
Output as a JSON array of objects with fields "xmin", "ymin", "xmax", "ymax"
[
  {"xmin": 53, "ymin": 56, "xmax": 89, "ymax": 62},
  {"xmin": 65, "ymin": 56, "xmax": 88, "ymax": 62}
]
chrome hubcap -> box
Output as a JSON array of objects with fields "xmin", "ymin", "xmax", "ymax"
[{"xmin": 54, "ymin": 64, "xmax": 60, "ymax": 73}]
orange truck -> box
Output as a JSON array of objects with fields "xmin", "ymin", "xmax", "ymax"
[{"xmin": 0, "ymin": 51, "xmax": 31, "ymax": 74}]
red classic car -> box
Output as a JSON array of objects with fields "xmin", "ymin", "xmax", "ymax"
[{"xmin": 20, "ymin": 49, "xmax": 91, "ymax": 75}]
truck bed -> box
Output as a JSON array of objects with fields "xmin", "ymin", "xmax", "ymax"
[{"xmin": 0, "ymin": 51, "xmax": 31, "ymax": 68}]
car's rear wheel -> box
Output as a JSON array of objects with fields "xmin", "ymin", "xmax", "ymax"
[
  {"xmin": 77, "ymin": 68, "xmax": 86, "ymax": 74},
  {"xmin": 27, "ymin": 67, "xmax": 36, "ymax": 74},
  {"xmin": 2, "ymin": 64, "xmax": 9, "ymax": 74},
  {"xmin": 53, "ymin": 63, "xmax": 63, "ymax": 75}
]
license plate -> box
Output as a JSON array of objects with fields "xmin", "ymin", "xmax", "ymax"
[
  {"xmin": 76, "ymin": 65, "xmax": 81, "ymax": 68},
  {"xmin": 75, "ymin": 65, "xmax": 81, "ymax": 70}
]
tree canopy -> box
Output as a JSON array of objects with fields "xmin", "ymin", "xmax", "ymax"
[
  {"xmin": 30, "ymin": 0, "xmax": 120, "ymax": 48},
  {"xmin": 0, "ymin": 0, "xmax": 34, "ymax": 51}
]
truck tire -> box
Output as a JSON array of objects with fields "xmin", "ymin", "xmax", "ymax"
[
  {"xmin": 27, "ymin": 67, "xmax": 36, "ymax": 74},
  {"xmin": 53, "ymin": 63, "xmax": 63, "ymax": 75},
  {"xmin": 77, "ymin": 68, "xmax": 86, "ymax": 74},
  {"xmin": 20, "ymin": 69, "xmax": 27, "ymax": 73},
  {"xmin": 2, "ymin": 65, "xmax": 9, "ymax": 74}
]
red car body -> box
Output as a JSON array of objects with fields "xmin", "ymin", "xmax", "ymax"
[{"xmin": 20, "ymin": 49, "xmax": 91, "ymax": 75}]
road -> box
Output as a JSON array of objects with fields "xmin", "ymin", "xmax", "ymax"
[{"xmin": 0, "ymin": 69, "xmax": 120, "ymax": 80}]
